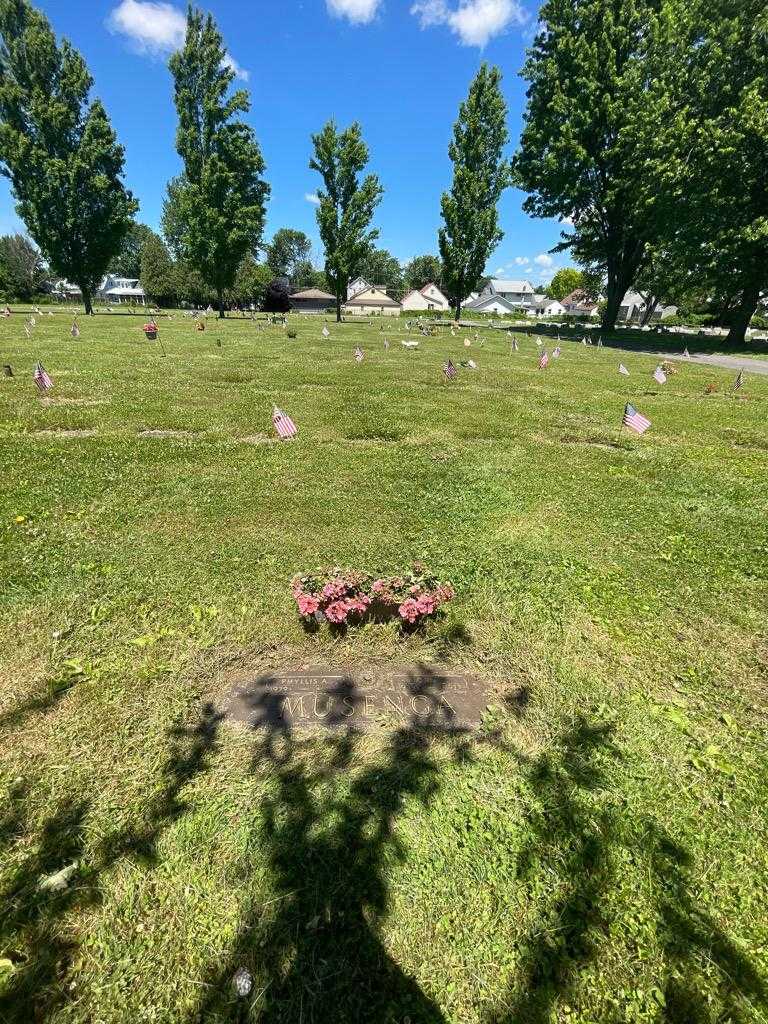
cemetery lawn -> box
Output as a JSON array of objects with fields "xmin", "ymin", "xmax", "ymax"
[{"xmin": 1, "ymin": 310, "xmax": 767, "ymax": 1024}]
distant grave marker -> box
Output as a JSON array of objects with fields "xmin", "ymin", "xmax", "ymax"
[{"xmin": 222, "ymin": 664, "xmax": 493, "ymax": 734}]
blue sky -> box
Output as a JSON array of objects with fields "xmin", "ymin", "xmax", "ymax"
[{"xmin": 0, "ymin": 0, "xmax": 570, "ymax": 285}]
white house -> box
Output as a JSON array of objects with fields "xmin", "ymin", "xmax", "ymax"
[
  {"xmin": 529, "ymin": 295, "xmax": 567, "ymax": 318},
  {"xmin": 347, "ymin": 277, "xmax": 371, "ymax": 299},
  {"xmin": 343, "ymin": 285, "xmax": 401, "ymax": 317},
  {"xmin": 50, "ymin": 279, "xmax": 82, "ymax": 299},
  {"xmin": 401, "ymin": 282, "xmax": 450, "ymax": 312},
  {"xmin": 464, "ymin": 293, "xmax": 520, "ymax": 315},
  {"xmin": 98, "ymin": 275, "xmax": 146, "ymax": 304},
  {"xmin": 479, "ymin": 279, "xmax": 537, "ymax": 308},
  {"xmin": 561, "ymin": 289, "xmax": 600, "ymax": 318}
]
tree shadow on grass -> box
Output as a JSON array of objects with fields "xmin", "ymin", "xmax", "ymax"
[
  {"xmin": 486, "ymin": 715, "xmax": 767, "ymax": 1024},
  {"xmin": 188, "ymin": 665, "xmax": 474, "ymax": 1023},
  {"xmin": 0, "ymin": 702, "xmax": 224, "ymax": 1022}
]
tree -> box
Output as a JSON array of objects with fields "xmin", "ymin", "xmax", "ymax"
[
  {"xmin": 262, "ymin": 278, "xmax": 291, "ymax": 313},
  {"xmin": 139, "ymin": 232, "xmax": 177, "ymax": 307},
  {"xmin": 514, "ymin": 0, "xmax": 662, "ymax": 330},
  {"xmin": 0, "ymin": 233, "xmax": 48, "ymax": 299},
  {"xmin": 309, "ymin": 120, "xmax": 383, "ymax": 322},
  {"xmin": 0, "ymin": 0, "xmax": 137, "ymax": 314},
  {"xmin": 645, "ymin": 0, "xmax": 768, "ymax": 345},
  {"xmin": 109, "ymin": 222, "xmax": 155, "ymax": 278},
  {"xmin": 403, "ymin": 254, "xmax": 443, "ymax": 293},
  {"xmin": 439, "ymin": 64, "xmax": 511, "ymax": 321},
  {"xmin": 229, "ymin": 256, "xmax": 272, "ymax": 307},
  {"xmin": 165, "ymin": 6, "xmax": 269, "ymax": 318},
  {"xmin": 546, "ymin": 267, "xmax": 584, "ymax": 302},
  {"xmin": 266, "ymin": 229, "xmax": 312, "ymax": 282},
  {"xmin": 356, "ymin": 246, "xmax": 403, "ymax": 295}
]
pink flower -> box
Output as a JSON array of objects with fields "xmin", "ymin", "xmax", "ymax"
[
  {"xmin": 416, "ymin": 593, "xmax": 438, "ymax": 616},
  {"xmin": 398, "ymin": 598, "xmax": 421, "ymax": 623},
  {"xmin": 371, "ymin": 579, "xmax": 387, "ymax": 594},
  {"xmin": 325, "ymin": 601, "xmax": 350, "ymax": 624},
  {"xmin": 409, "ymin": 585, "xmax": 421, "ymax": 595},
  {"xmin": 322, "ymin": 580, "xmax": 346, "ymax": 600},
  {"xmin": 297, "ymin": 594, "xmax": 320, "ymax": 617}
]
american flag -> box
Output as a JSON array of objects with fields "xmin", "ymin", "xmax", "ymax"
[
  {"xmin": 384, "ymin": 337, "xmax": 390, "ymax": 349},
  {"xmin": 272, "ymin": 406, "xmax": 297, "ymax": 439},
  {"xmin": 552, "ymin": 346, "xmax": 561, "ymax": 358},
  {"xmin": 322, "ymin": 326, "xmax": 330, "ymax": 338},
  {"xmin": 619, "ymin": 363, "xmax": 630, "ymax": 376},
  {"xmin": 623, "ymin": 403, "xmax": 651, "ymax": 435},
  {"xmin": 2, "ymin": 305, "xmax": 10, "ymax": 318},
  {"xmin": 443, "ymin": 359, "xmax": 457, "ymax": 380},
  {"xmin": 653, "ymin": 366, "xmax": 667, "ymax": 385},
  {"xmin": 71, "ymin": 320, "xmax": 80, "ymax": 338},
  {"xmin": 538, "ymin": 350, "xmax": 549, "ymax": 369},
  {"xmin": 34, "ymin": 361, "xmax": 53, "ymax": 392},
  {"xmin": 733, "ymin": 371, "xmax": 744, "ymax": 392},
  {"xmin": 354, "ymin": 346, "xmax": 364, "ymax": 363},
  {"xmin": 511, "ymin": 338, "xmax": 518, "ymax": 351}
]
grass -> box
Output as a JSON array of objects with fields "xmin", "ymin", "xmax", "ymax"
[{"xmin": 1, "ymin": 308, "xmax": 767, "ymax": 1024}]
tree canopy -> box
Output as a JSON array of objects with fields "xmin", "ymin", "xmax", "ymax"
[
  {"xmin": 0, "ymin": 233, "xmax": 48, "ymax": 299},
  {"xmin": 266, "ymin": 229, "xmax": 312, "ymax": 282},
  {"xmin": 403, "ymin": 255, "xmax": 443, "ymax": 294},
  {"xmin": 0, "ymin": 0, "xmax": 137, "ymax": 313},
  {"xmin": 164, "ymin": 5, "xmax": 269, "ymax": 318},
  {"xmin": 546, "ymin": 267, "xmax": 584, "ymax": 302},
  {"xmin": 515, "ymin": 0, "xmax": 661, "ymax": 329},
  {"xmin": 439, "ymin": 64, "xmax": 511, "ymax": 321},
  {"xmin": 109, "ymin": 222, "xmax": 155, "ymax": 279},
  {"xmin": 139, "ymin": 231, "xmax": 177, "ymax": 307},
  {"xmin": 309, "ymin": 120, "xmax": 383, "ymax": 322},
  {"xmin": 356, "ymin": 247, "xmax": 403, "ymax": 295}
]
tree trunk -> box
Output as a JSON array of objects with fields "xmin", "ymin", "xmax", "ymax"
[
  {"xmin": 217, "ymin": 289, "xmax": 225, "ymax": 319},
  {"xmin": 81, "ymin": 286, "xmax": 93, "ymax": 316},
  {"xmin": 640, "ymin": 295, "xmax": 660, "ymax": 328},
  {"xmin": 725, "ymin": 282, "xmax": 761, "ymax": 347},
  {"xmin": 454, "ymin": 300, "xmax": 461, "ymax": 323},
  {"xmin": 336, "ymin": 293, "xmax": 342, "ymax": 323}
]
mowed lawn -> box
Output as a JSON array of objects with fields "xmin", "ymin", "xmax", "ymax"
[{"xmin": 1, "ymin": 310, "xmax": 767, "ymax": 1024}]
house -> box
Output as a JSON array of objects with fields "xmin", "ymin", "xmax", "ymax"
[
  {"xmin": 529, "ymin": 295, "xmax": 566, "ymax": 318},
  {"xmin": 561, "ymin": 289, "xmax": 600, "ymax": 318},
  {"xmin": 289, "ymin": 287, "xmax": 335, "ymax": 313},
  {"xmin": 463, "ymin": 292, "xmax": 480, "ymax": 306},
  {"xmin": 619, "ymin": 290, "xmax": 677, "ymax": 323},
  {"xmin": 98, "ymin": 275, "xmax": 146, "ymax": 304},
  {"xmin": 347, "ymin": 277, "xmax": 371, "ymax": 299},
  {"xmin": 464, "ymin": 293, "xmax": 521, "ymax": 316},
  {"xmin": 50, "ymin": 279, "xmax": 82, "ymax": 299},
  {"xmin": 343, "ymin": 285, "xmax": 401, "ymax": 317},
  {"xmin": 401, "ymin": 282, "xmax": 450, "ymax": 312},
  {"xmin": 479, "ymin": 279, "xmax": 537, "ymax": 308}
]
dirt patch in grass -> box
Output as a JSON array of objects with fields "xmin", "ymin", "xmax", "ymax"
[
  {"xmin": 138, "ymin": 429, "xmax": 199, "ymax": 439},
  {"xmin": 33, "ymin": 429, "xmax": 98, "ymax": 438},
  {"xmin": 240, "ymin": 433, "xmax": 277, "ymax": 445}
]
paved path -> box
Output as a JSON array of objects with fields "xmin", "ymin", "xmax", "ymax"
[{"xmin": 636, "ymin": 351, "xmax": 768, "ymax": 376}]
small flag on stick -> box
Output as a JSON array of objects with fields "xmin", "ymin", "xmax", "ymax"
[
  {"xmin": 653, "ymin": 366, "xmax": 667, "ymax": 385},
  {"xmin": 732, "ymin": 370, "xmax": 744, "ymax": 392},
  {"xmin": 619, "ymin": 363, "xmax": 630, "ymax": 376},
  {"xmin": 538, "ymin": 350, "xmax": 549, "ymax": 369},
  {"xmin": 384, "ymin": 337, "xmax": 390, "ymax": 350},
  {"xmin": 511, "ymin": 338, "xmax": 518, "ymax": 352},
  {"xmin": 71, "ymin": 320, "xmax": 80, "ymax": 338},
  {"xmin": 354, "ymin": 346, "xmax": 364, "ymax": 363},
  {"xmin": 623, "ymin": 403, "xmax": 651, "ymax": 435},
  {"xmin": 443, "ymin": 359, "xmax": 457, "ymax": 381},
  {"xmin": 272, "ymin": 406, "xmax": 297, "ymax": 439},
  {"xmin": 322, "ymin": 326, "xmax": 330, "ymax": 338},
  {"xmin": 552, "ymin": 346, "xmax": 561, "ymax": 358},
  {"xmin": 34, "ymin": 361, "xmax": 53, "ymax": 392},
  {"xmin": 683, "ymin": 347, "xmax": 690, "ymax": 359}
]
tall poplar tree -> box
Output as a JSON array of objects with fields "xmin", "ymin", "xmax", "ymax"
[
  {"xmin": 309, "ymin": 121, "xmax": 383, "ymax": 323},
  {"xmin": 0, "ymin": 0, "xmax": 137, "ymax": 314},
  {"xmin": 165, "ymin": 6, "xmax": 268, "ymax": 318},
  {"xmin": 515, "ymin": 0, "xmax": 662, "ymax": 330},
  {"xmin": 439, "ymin": 64, "xmax": 511, "ymax": 322}
]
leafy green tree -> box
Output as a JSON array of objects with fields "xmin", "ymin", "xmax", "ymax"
[
  {"xmin": 266, "ymin": 229, "xmax": 312, "ymax": 281},
  {"xmin": 109, "ymin": 223, "xmax": 155, "ymax": 279},
  {"xmin": 309, "ymin": 120, "xmax": 383, "ymax": 322},
  {"xmin": 440, "ymin": 64, "xmax": 511, "ymax": 321},
  {"xmin": 165, "ymin": 6, "xmax": 269, "ymax": 318},
  {"xmin": 403, "ymin": 254, "xmax": 443, "ymax": 293},
  {"xmin": 515, "ymin": 0, "xmax": 661, "ymax": 329},
  {"xmin": 139, "ymin": 231, "xmax": 177, "ymax": 307},
  {"xmin": 0, "ymin": 233, "xmax": 48, "ymax": 299},
  {"xmin": 174, "ymin": 262, "xmax": 214, "ymax": 307},
  {"xmin": 646, "ymin": 0, "xmax": 768, "ymax": 345},
  {"xmin": 229, "ymin": 256, "xmax": 272, "ymax": 307},
  {"xmin": 0, "ymin": 0, "xmax": 137, "ymax": 314},
  {"xmin": 356, "ymin": 246, "xmax": 403, "ymax": 295},
  {"xmin": 546, "ymin": 267, "xmax": 584, "ymax": 302}
]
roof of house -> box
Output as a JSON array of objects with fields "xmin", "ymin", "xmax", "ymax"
[
  {"xmin": 489, "ymin": 279, "xmax": 535, "ymax": 294},
  {"xmin": 344, "ymin": 287, "xmax": 401, "ymax": 307},
  {"xmin": 290, "ymin": 288, "xmax": 335, "ymax": 300},
  {"xmin": 465, "ymin": 293, "xmax": 519, "ymax": 313},
  {"xmin": 420, "ymin": 282, "xmax": 447, "ymax": 297}
]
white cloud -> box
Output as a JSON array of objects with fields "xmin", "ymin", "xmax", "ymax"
[
  {"xmin": 534, "ymin": 253, "xmax": 554, "ymax": 267},
  {"xmin": 107, "ymin": 0, "xmax": 185, "ymax": 54},
  {"xmin": 326, "ymin": 0, "xmax": 382, "ymax": 25},
  {"xmin": 411, "ymin": 0, "xmax": 526, "ymax": 47},
  {"xmin": 108, "ymin": 1, "xmax": 249, "ymax": 78},
  {"xmin": 514, "ymin": 256, "xmax": 530, "ymax": 266},
  {"xmin": 560, "ymin": 214, "xmax": 575, "ymax": 227},
  {"xmin": 305, "ymin": 193, "xmax": 321, "ymax": 205},
  {"xmin": 222, "ymin": 54, "xmax": 249, "ymax": 82}
]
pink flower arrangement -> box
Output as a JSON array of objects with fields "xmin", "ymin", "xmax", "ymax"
[{"xmin": 290, "ymin": 565, "xmax": 455, "ymax": 628}]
